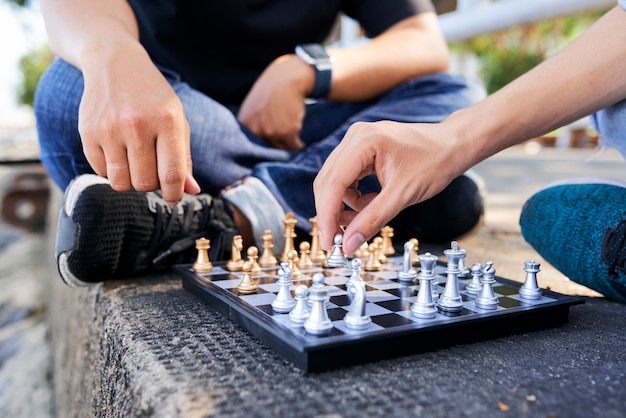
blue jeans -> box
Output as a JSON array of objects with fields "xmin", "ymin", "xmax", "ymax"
[{"xmin": 35, "ymin": 58, "xmax": 478, "ymax": 247}]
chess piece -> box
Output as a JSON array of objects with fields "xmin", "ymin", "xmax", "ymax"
[
  {"xmin": 373, "ymin": 237, "xmax": 386, "ymax": 264},
  {"xmin": 309, "ymin": 217, "xmax": 326, "ymax": 263},
  {"xmin": 519, "ymin": 260, "xmax": 542, "ymax": 300},
  {"xmin": 304, "ymin": 273, "xmax": 333, "ymax": 336},
  {"xmin": 289, "ymin": 285, "xmax": 311, "ymax": 324},
  {"xmin": 272, "ymin": 262, "xmax": 296, "ymax": 313},
  {"xmin": 344, "ymin": 273, "xmax": 371, "ymax": 330},
  {"xmin": 409, "ymin": 238, "xmax": 420, "ymax": 266},
  {"xmin": 475, "ymin": 261, "xmax": 499, "ymax": 310},
  {"xmin": 354, "ymin": 241, "xmax": 369, "ymax": 259},
  {"xmin": 192, "ymin": 237, "xmax": 213, "ymax": 273},
  {"xmin": 437, "ymin": 241, "xmax": 464, "ymax": 313},
  {"xmin": 247, "ymin": 246, "xmax": 262, "ymax": 275},
  {"xmin": 411, "ymin": 252, "xmax": 438, "ymax": 319},
  {"xmin": 288, "ymin": 249, "xmax": 301, "ymax": 279},
  {"xmin": 226, "ymin": 235, "xmax": 244, "ymax": 271},
  {"xmin": 398, "ymin": 240, "xmax": 417, "ymax": 283},
  {"xmin": 465, "ymin": 262, "xmax": 483, "ymax": 295},
  {"xmin": 458, "ymin": 248, "xmax": 470, "ymax": 279},
  {"xmin": 346, "ymin": 258, "xmax": 364, "ymax": 300},
  {"xmin": 237, "ymin": 261, "xmax": 258, "ymax": 294},
  {"xmin": 326, "ymin": 233, "xmax": 347, "ymax": 268},
  {"xmin": 259, "ymin": 229, "xmax": 278, "ymax": 268},
  {"xmin": 380, "ymin": 225, "xmax": 395, "ymax": 256},
  {"xmin": 280, "ymin": 212, "xmax": 297, "ymax": 262},
  {"xmin": 364, "ymin": 242, "xmax": 382, "ymax": 271},
  {"xmin": 298, "ymin": 241, "xmax": 314, "ymax": 270}
]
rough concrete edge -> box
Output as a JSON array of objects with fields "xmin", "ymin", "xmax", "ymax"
[{"xmin": 46, "ymin": 186, "xmax": 220, "ymax": 418}]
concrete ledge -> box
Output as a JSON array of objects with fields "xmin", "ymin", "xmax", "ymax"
[{"xmin": 46, "ymin": 147, "xmax": 626, "ymax": 417}]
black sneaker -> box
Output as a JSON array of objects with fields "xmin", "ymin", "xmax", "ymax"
[
  {"xmin": 389, "ymin": 170, "xmax": 485, "ymax": 244},
  {"xmin": 55, "ymin": 174, "xmax": 238, "ymax": 286}
]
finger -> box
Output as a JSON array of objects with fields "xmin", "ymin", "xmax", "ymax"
[
  {"xmin": 341, "ymin": 189, "xmax": 404, "ymax": 255},
  {"xmin": 156, "ymin": 122, "xmax": 188, "ymax": 205},
  {"xmin": 83, "ymin": 142, "xmax": 108, "ymax": 178},
  {"xmin": 105, "ymin": 148, "xmax": 133, "ymax": 191},
  {"xmin": 127, "ymin": 138, "xmax": 159, "ymax": 192}
]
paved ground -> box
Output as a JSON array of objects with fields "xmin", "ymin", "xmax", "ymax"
[{"xmin": 0, "ymin": 144, "xmax": 625, "ymax": 417}]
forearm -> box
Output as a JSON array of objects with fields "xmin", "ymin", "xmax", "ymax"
[
  {"xmin": 328, "ymin": 13, "xmax": 449, "ymax": 101},
  {"xmin": 41, "ymin": 0, "xmax": 141, "ymax": 71},
  {"xmin": 446, "ymin": 6, "xmax": 626, "ymax": 170}
]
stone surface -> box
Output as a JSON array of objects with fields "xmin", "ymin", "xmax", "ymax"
[{"xmin": 2, "ymin": 146, "xmax": 626, "ymax": 417}]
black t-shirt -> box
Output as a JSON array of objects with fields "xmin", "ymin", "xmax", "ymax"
[{"xmin": 129, "ymin": 0, "xmax": 435, "ymax": 105}]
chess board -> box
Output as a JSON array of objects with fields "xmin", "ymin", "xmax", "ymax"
[{"xmin": 177, "ymin": 256, "xmax": 583, "ymax": 372}]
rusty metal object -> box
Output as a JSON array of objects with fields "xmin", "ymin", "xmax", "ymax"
[{"xmin": 1, "ymin": 166, "xmax": 50, "ymax": 233}]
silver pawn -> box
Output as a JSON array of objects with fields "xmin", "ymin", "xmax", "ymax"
[
  {"xmin": 475, "ymin": 261, "xmax": 499, "ymax": 310},
  {"xmin": 458, "ymin": 248, "xmax": 470, "ymax": 279},
  {"xmin": 438, "ymin": 241, "xmax": 464, "ymax": 313},
  {"xmin": 344, "ymin": 274, "xmax": 371, "ymax": 330},
  {"xmin": 271, "ymin": 262, "xmax": 296, "ymax": 313},
  {"xmin": 346, "ymin": 258, "xmax": 364, "ymax": 300},
  {"xmin": 465, "ymin": 262, "xmax": 483, "ymax": 295},
  {"xmin": 411, "ymin": 252, "xmax": 439, "ymax": 319},
  {"xmin": 398, "ymin": 240, "xmax": 418, "ymax": 283},
  {"xmin": 326, "ymin": 233, "xmax": 347, "ymax": 268},
  {"xmin": 519, "ymin": 260, "xmax": 542, "ymax": 300},
  {"xmin": 304, "ymin": 273, "xmax": 333, "ymax": 336},
  {"xmin": 289, "ymin": 285, "xmax": 311, "ymax": 324}
]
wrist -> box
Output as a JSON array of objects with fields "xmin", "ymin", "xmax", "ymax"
[{"xmin": 295, "ymin": 43, "xmax": 333, "ymax": 98}]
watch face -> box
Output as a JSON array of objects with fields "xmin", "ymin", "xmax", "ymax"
[{"xmin": 302, "ymin": 44, "xmax": 329, "ymax": 60}]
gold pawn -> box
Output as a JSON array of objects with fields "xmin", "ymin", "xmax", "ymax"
[
  {"xmin": 237, "ymin": 261, "xmax": 258, "ymax": 294},
  {"xmin": 364, "ymin": 242, "xmax": 382, "ymax": 271},
  {"xmin": 247, "ymin": 246, "xmax": 262, "ymax": 275},
  {"xmin": 373, "ymin": 236, "xmax": 386, "ymax": 264},
  {"xmin": 380, "ymin": 225, "xmax": 395, "ymax": 256},
  {"xmin": 298, "ymin": 241, "xmax": 314, "ymax": 270},
  {"xmin": 309, "ymin": 216, "xmax": 326, "ymax": 263},
  {"xmin": 288, "ymin": 249, "xmax": 301, "ymax": 278},
  {"xmin": 410, "ymin": 238, "xmax": 420, "ymax": 266}
]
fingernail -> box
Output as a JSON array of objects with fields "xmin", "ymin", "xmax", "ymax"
[{"xmin": 345, "ymin": 232, "xmax": 366, "ymax": 256}]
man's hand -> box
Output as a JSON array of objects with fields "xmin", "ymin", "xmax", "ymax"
[
  {"xmin": 78, "ymin": 46, "xmax": 199, "ymax": 204},
  {"xmin": 237, "ymin": 55, "xmax": 312, "ymax": 150},
  {"xmin": 313, "ymin": 120, "xmax": 465, "ymax": 255}
]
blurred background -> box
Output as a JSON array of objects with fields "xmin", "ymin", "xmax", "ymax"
[{"xmin": 0, "ymin": 1, "xmax": 619, "ymax": 417}]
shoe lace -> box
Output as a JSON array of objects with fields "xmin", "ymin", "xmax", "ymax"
[{"xmin": 602, "ymin": 219, "xmax": 626, "ymax": 277}]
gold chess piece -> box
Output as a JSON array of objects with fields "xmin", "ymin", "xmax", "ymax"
[
  {"xmin": 380, "ymin": 225, "xmax": 395, "ymax": 256},
  {"xmin": 192, "ymin": 237, "xmax": 213, "ymax": 273},
  {"xmin": 237, "ymin": 261, "xmax": 258, "ymax": 294},
  {"xmin": 288, "ymin": 249, "xmax": 301, "ymax": 279},
  {"xmin": 309, "ymin": 216, "xmax": 326, "ymax": 263},
  {"xmin": 226, "ymin": 234, "xmax": 244, "ymax": 271},
  {"xmin": 247, "ymin": 246, "xmax": 262, "ymax": 275},
  {"xmin": 364, "ymin": 242, "xmax": 382, "ymax": 271},
  {"xmin": 373, "ymin": 236, "xmax": 386, "ymax": 264},
  {"xmin": 259, "ymin": 229, "xmax": 278, "ymax": 268},
  {"xmin": 280, "ymin": 212, "xmax": 297, "ymax": 262},
  {"xmin": 298, "ymin": 241, "xmax": 314, "ymax": 270},
  {"xmin": 410, "ymin": 238, "xmax": 420, "ymax": 266},
  {"xmin": 354, "ymin": 241, "xmax": 369, "ymax": 259}
]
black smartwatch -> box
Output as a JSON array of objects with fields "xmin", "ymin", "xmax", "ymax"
[{"xmin": 295, "ymin": 43, "xmax": 333, "ymax": 99}]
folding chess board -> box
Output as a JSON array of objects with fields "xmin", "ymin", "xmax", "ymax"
[{"xmin": 177, "ymin": 256, "xmax": 584, "ymax": 372}]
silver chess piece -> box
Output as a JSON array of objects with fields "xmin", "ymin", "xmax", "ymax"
[
  {"xmin": 271, "ymin": 262, "xmax": 296, "ymax": 313},
  {"xmin": 437, "ymin": 241, "xmax": 464, "ymax": 313},
  {"xmin": 411, "ymin": 252, "xmax": 439, "ymax": 319},
  {"xmin": 475, "ymin": 261, "xmax": 499, "ymax": 310},
  {"xmin": 398, "ymin": 240, "xmax": 418, "ymax": 283},
  {"xmin": 346, "ymin": 258, "xmax": 364, "ymax": 299},
  {"xmin": 465, "ymin": 262, "xmax": 483, "ymax": 295},
  {"xmin": 519, "ymin": 260, "xmax": 542, "ymax": 300},
  {"xmin": 344, "ymin": 272, "xmax": 371, "ymax": 330},
  {"xmin": 326, "ymin": 233, "xmax": 347, "ymax": 268},
  {"xmin": 304, "ymin": 273, "xmax": 333, "ymax": 336},
  {"xmin": 458, "ymin": 248, "xmax": 470, "ymax": 279},
  {"xmin": 289, "ymin": 285, "xmax": 311, "ymax": 324}
]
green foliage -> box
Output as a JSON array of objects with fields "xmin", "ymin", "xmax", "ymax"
[
  {"xmin": 452, "ymin": 10, "xmax": 607, "ymax": 94},
  {"xmin": 17, "ymin": 44, "xmax": 53, "ymax": 108},
  {"xmin": 6, "ymin": 0, "xmax": 28, "ymax": 7}
]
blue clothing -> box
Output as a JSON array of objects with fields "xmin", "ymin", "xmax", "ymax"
[{"xmin": 35, "ymin": 58, "xmax": 477, "ymax": 250}]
